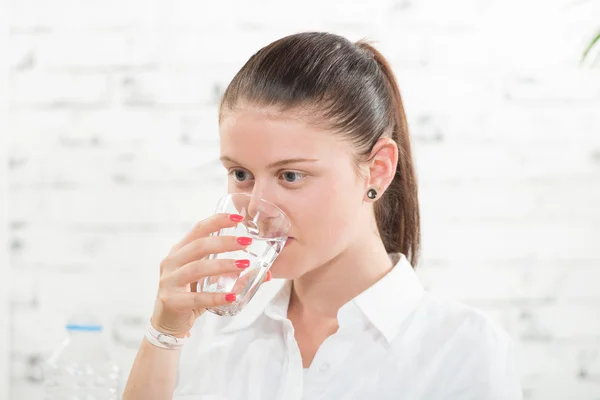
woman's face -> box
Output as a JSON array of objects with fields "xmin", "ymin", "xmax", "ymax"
[{"xmin": 219, "ymin": 107, "xmax": 371, "ymax": 279}]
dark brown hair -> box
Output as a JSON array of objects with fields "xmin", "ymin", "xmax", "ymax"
[{"xmin": 219, "ymin": 32, "xmax": 421, "ymax": 267}]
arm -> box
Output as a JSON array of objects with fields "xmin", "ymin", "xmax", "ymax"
[
  {"xmin": 122, "ymin": 213, "xmax": 253, "ymax": 399},
  {"xmin": 122, "ymin": 338, "xmax": 181, "ymax": 400}
]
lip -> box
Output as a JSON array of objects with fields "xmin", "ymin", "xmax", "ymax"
[{"xmin": 285, "ymin": 237, "xmax": 295, "ymax": 246}]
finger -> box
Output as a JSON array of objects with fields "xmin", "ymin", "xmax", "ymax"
[
  {"xmin": 166, "ymin": 258, "xmax": 250, "ymax": 288},
  {"xmin": 162, "ymin": 235, "xmax": 252, "ymax": 274},
  {"xmin": 169, "ymin": 213, "xmax": 245, "ymax": 255},
  {"xmin": 229, "ymin": 267, "xmax": 273, "ymax": 294},
  {"xmin": 168, "ymin": 291, "xmax": 237, "ymax": 310},
  {"xmin": 229, "ymin": 268, "xmax": 258, "ymax": 293}
]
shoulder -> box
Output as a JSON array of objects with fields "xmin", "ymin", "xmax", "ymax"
[
  {"xmin": 410, "ymin": 293, "xmax": 522, "ymax": 399},
  {"xmin": 407, "ymin": 292, "xmax": 517, "ymax": 375},
  {"xmin": 414, "ymin": 292, "xmax": 514, "ymax": 346}
]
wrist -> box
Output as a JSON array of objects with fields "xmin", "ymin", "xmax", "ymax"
[
  {"xmin": 145, "ymin": 319, "xmax": 190, "ymax": 350},
  {"xmin": 149, "ymin": 317, "xmax": 190, "ymax": 338}
]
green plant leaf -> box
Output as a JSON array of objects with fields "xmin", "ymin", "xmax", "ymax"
[{"xmin": 582, "ymin": 29, "xmax": 600, "ymax": 64}]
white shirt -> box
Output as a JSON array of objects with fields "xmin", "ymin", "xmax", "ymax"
[{"xmin": 174, "ymin": 253, "xmax": 522, "ymax": 399}]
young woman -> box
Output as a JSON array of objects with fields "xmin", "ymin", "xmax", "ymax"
[{"xmin": 124, "ymin": 32, "xmax": 522, "ymax": 399}]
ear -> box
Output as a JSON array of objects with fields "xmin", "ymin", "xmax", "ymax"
[{"xmin": 366, "ymin": 137, "xmax": 398, "ymax": 196}]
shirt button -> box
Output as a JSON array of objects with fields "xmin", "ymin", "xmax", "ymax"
[{"xmin": 318, "ymin": 363, "xmax": 330, "ymax": 373}]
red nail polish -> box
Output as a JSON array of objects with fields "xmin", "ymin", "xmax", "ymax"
[
  {"xmin": 235, "ymin": 259, "xmax": 250, "ymax": 268},
  {"xmin": 237, "ymin": 237, "xmax": 252, "ymax": 246},
  {"xmin": 225, "ymin": 293, "xmax": 236, "ymax": 303},
  {"xmin": 266, "ymin": 270, "xmax": 272, "ymax": 282},
  {"xmin": 229, "ymin": 214, "xmax": 244, "ymax": 222}
]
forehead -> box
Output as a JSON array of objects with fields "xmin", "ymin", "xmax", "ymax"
[{"xmin": 219, "ymin": 108, "xmax": 351, "ymax": 162}]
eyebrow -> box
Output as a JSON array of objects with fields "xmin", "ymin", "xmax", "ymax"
[{"xmin": 220, "ymin": 156, "xmax": 319, "ymax": 169}]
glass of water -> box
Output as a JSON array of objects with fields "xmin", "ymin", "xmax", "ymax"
[{"xmin": 198, "ymin": 193, "xmax": 290, "ymax": 316}]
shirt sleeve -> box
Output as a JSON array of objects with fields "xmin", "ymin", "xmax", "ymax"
[
  {"xmin": 431, "ymin": 311, "xmax": 523, "ymax": 400},
  {"xmin": 448, "ymin": 336, "xmax": 522, "ymax": 399}
]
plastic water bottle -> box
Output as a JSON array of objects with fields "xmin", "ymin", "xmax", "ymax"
[{"xmin": 43, "ymin": 316, "xmax": 121, "ymax": 400}]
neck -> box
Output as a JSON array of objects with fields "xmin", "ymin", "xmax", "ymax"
[{"xmin": 288, "ymin": 234, "xmax": 394, "ymax": 320}]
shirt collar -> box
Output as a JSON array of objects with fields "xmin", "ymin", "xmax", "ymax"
[
  {"xmin": 347, "ymin": 252, "xmax": 425, "ymax": 343},
  {"xmin": 219, "ymin": 253, "xmax": 425, "ymax": 343}
]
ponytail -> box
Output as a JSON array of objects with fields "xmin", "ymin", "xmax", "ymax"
[{"xmin": 356, "ymin": 41, "xmax": 421, "ymax": 267}]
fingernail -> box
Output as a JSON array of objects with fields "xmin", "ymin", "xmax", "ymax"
[
  {"xmin": 266, "ymin": 270, "xmax": 272, "ymax": 282},
  {"xmin": 225, "ymin": 293, "xmax": 237, "ymax": 303},
  {"xmin": 237, "ymin": 237, "xmax": 253, "ymax": 246},
  {"xmin": 229, "ymin": 214, "xmax": 244, "ymax": 222},
  {"xmin": 235, "ymin": 259, "xmax": 250, "ymax": 269}
]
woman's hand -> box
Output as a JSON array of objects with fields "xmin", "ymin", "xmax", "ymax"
[{"xmin": 150, "ymin": 213, "xmax": 260, "ymax": 338}]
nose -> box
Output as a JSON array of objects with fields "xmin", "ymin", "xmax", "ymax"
[
  {"xmin": 246, "ymin": 195, "xmax": 261, "ymax": 222},
  {"xmin": 248, "ymin": 180, "xmax": 273, "ymax": 211},
  {"xmin": 245, "ymin": 183, "xmax": 286, "ymax": 237},
  {"xmin": 247, "ymin": 193, "xmax": 279, "ymax": 219}
]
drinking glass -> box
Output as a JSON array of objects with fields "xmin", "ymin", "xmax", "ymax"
[{"xmin": 198, "ymin": 193, "xmax": 290, "ymax": 316}]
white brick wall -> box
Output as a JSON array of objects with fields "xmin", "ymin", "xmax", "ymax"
[
  {"xmin": 5, "ymin": 0, "xmax": 600, "ymax": 399},
  {"xmin": 1, "ymin": 0, "xmax": 11, "ymax": 397}
]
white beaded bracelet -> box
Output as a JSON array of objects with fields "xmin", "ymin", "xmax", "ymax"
[{"xmin": 145, "ymin": 322, "xmax": 189, "ymax": 350}]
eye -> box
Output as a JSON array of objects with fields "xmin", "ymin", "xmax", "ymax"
[
  {"xmin": 280, "ymin": 171, "xmax": 306, "ymax": 183},
  {"xmin": 229, "ymin": 169, "xmax": 254, "ymax": 182}
]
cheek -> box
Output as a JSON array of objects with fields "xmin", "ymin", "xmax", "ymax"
[
  {"xmin": 294, "ymin": 173, "xmax": 363, "ymax": 243},
  {"xmin": 271, "ymin": 171, "xmax": 364, "ymax": 278},
  {"xmin": 323, "ymin": 182, "xmax": 362, "ymax": 238}
]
